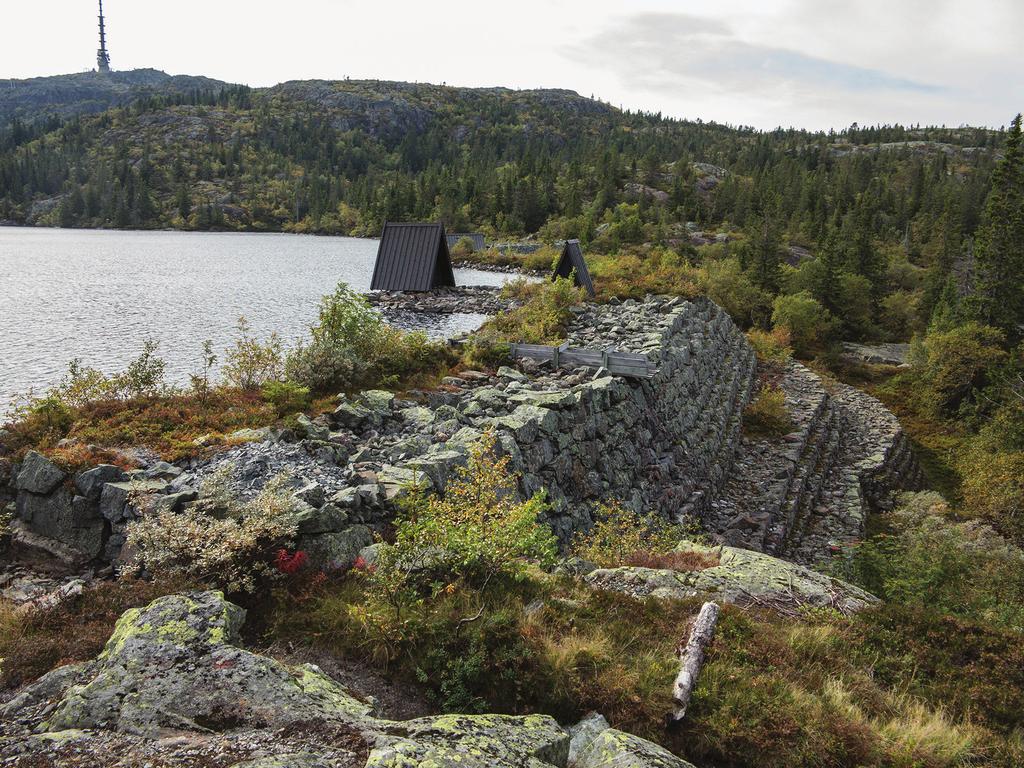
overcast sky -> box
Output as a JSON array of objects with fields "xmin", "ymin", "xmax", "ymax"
[{"xmin": 3, "ymin": 0, "xmax": 1021, "ymax": 130}]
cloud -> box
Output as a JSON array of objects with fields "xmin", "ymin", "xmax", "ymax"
[{"xmin": 566, "ymin": 12, "xmax": 943, "ymax": 107}]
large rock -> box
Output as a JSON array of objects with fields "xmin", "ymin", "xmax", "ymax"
[
  {"xmin": 3, "ymin": 591, "xmax": 694, "ymax": 768},
  {"xmin": 15, "ymin": 489, "xmax": 106, "ymax": 559},
  {"xmin": 74, "ymin": 465, "xmax": 129, "ymax": 501},
  {"xmin": 585, "ymin": 540, "xmax": 877, "ymax": 615},
  {"xmin": 367, "ymin": 714, "xmax": 569, "ymax": 768},
  {"xmin": 4, "ymin": 591, "xmax": 373, "ymax": 737},
  {"xmin": 16, "ymin": 451, "xmax": 66, "ymax": 495},
  {"xmin": 99, "ymin": 479, "xmax": 170, "ymax": 523},
  {"xmin": 572, "ymin": 728, "xmax": 697, "ymax": 768}
]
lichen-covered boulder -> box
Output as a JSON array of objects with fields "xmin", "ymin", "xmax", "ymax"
[
  {"xmin": 367, "ymin": 713, "xmax": 569, "ymax": 768},
  {"xmin": 4, "ymin": 591, "xmax": 373, "ymax": 736},
  {"xmin": 585, "ymin": 540, "xmax": 877, "ymax": 615},
  {"xmin": 572, "ymin": 728, "xmax": 697, "ymax": 768}
]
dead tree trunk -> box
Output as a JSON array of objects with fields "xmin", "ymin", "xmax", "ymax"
[{"xmin": 670, "ymin": 601, "xmax": 720, "ymax": 722}]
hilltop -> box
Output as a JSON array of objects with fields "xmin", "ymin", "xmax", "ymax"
[{"xmin": 0, "ymin": 69, "xmax": 234, "ymax": 126}]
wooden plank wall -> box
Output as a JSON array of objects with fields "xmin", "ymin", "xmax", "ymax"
[{"xmin": 508, "ymin": 341, "xmax": 657, "ymax": 379}]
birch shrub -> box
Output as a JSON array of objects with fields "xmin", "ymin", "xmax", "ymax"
[
  {"xmin": 126, "ymin": 466, "xmax": 301, "ymax": 593},
  {"xmin": 367, "ymin": 430, "xmax": 557, "ymax": 613}
]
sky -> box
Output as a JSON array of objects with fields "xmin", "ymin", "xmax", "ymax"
[{"xmin": 2, "ymin": 0, "xmax": 1021, "ymax": 131}]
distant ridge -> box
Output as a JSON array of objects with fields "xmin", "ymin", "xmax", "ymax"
[{"xmin": 0, "ymin": 69, "xmax": 236, "ymax": 125}]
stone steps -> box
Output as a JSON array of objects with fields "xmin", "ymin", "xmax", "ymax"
[{"xmin": 705, "ymin": 358, "xmax": 923, "ymax": 564}]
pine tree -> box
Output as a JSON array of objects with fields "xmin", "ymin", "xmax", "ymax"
[
  {"xmin": 815, "ymin": 228, "xmax": 844, "ymax": 313},
  {"xmin": 743, "ymin": 202, "xmax": 783, "ymax": 293},
  {"xmin": 971, "ymin": 114, "xmax": 1024, "ymax": 339}
]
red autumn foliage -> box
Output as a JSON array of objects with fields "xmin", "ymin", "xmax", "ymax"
[{"xmin": 274, "ymin": 549, "xmax": 308, "ymax": 575}]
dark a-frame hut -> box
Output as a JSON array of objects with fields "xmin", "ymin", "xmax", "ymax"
[
  {"xmin": 370, "ymin": 222, "xmax": 456, "ymax": 291},
  {"xmin": 552, "ymin": 239, "xmax": 595, "ymax": 297}
]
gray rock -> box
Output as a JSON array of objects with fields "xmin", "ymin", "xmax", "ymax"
[
  {"xmin": 368, "ymin": 714, "xmax": 568, "ymax": 768},
  {"xmin": 572, "ymin": 728, "xmax": 697, "ymax": 767},
  {"xmin": 299, "ymin": 526, "xmax": 373, "ymax": 570},
  {"xmin": 293, "ymin": 503, "xmax": 349, "ymax": 535},
  {"xmin": 16, "ymin": 451, "xmax": 66, "ymax": 495},
  {"xmin": 585, "ymin": 541, "xmax": 878, "ymax": 615},
  {"xmin": 377, "ymin": 465, "xmax": 433, "ymax": 501},
  {"xmin": 140, "ymin": 461, "xmax": 183, "ymax": 480},
  {"xmin": 359, "ymin": 390, "xmax": 395, "ymax": 413},
  {"xmin": 292, "ymin": 479, "xmax": 326, "ymax": 508},
  {"xmin": 296, "ymin": 414, "xmax": 331, "ymax": 442},
  {"xmin": 227, "ymin": 427, "xmax": 273, "ymax": 443},
  {"xmin": 357, "ymin": 543, "xmax": 382, "ymax": 567},
  {"xmin": 333, "ymin": 402, "xmax": 375, "ymax": 431},
  {"xmin": 75, "ymin": 464, "xmax": 129, "ymax": 501},
  {"xmin": 330, "ymin": 487, "xmax": 362, "ymax": 508},
  {"xmin": 100, "ymin": 480, "xmax": 170, "ymax": 523},
  {"xmin": 16, "ymin": 489, "xmax": 106, "ymax": 559},
  {"xmin": 3, "ymin": 591, "xmax": 373, "ymax": 737},
  {"xmin": 230, "ymin": 755, "xmax": 338, "ymax": 768},
  {"xmin": 568, "ymin": 712, "xmax": 610, "ymax": 765},
  {"xmin": 497, "ymin": 365, "xmax": 528, "ymax": 382},
  {"xmin": 153, "ymin": 488, "xmax": 199, "ymax": 513}
]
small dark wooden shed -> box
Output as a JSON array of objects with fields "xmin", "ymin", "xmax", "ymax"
[
  {"xmin": 552, "ymin": 239, "xmax": 595, "ymax": 297},
  {"xmin": 370, "ymin": 222, "xmax": 456, "ymax": 291}
]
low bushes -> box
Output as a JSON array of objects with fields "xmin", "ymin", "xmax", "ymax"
[
  {"xmin": 747, "ymin": 327, "xmax": 793, "ymax": 366},
  {"xmin": 284, "ymin": 283, "xmax": 454, "ymax": 395},
  {"xmin": 771, "ymin": 291, "xmax": 835, "ymax": 357},
  {"xmin": 364, "ymin": 430, "xmax": 557, "ymax": 618},
  {"xmin": 743, "ymin": 385, "xmax": 793, "ymax": 438},
  {"xmin": 464, "ymin": 278, "xmax": 584, "ymax": 364},
  {"xmin": 125, "ymin": 467, "xmax": 302, "ymax": 593},
  {"xmin": 842, "ymin": 492, "xmax": 1024, "ymax": 630},
  {"xmin": 569, "ymin": 502, "xmax": 696, "ymax": 569}
]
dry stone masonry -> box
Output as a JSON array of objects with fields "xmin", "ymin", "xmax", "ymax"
[
  {"xmin": 708, "ymin": 361, "xmax": 924, "ymax": 563},
  {"xmin": 2, "ymin": 293, "xmax": 921, "ymax": 573}
]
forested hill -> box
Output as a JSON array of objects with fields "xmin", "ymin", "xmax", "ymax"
[{"xmin": 0, "ymin": 69, "xmax": 1007, "ymax": 265}]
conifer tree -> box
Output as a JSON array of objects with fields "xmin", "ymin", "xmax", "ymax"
[
  {"xmin": 971, "ymin": 113, "xmax": 1024, "ymax": 339},
  {"xmin": 741, "ymin": 194, "xmax": 784, "ymax": 293}
]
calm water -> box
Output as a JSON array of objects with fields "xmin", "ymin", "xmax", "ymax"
[{"xmin": 0, "ymin": 228, "xmax": 510, "ymax": 409}]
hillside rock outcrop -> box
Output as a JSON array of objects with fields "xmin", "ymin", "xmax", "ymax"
[
  {"xmin": 0, "ymin": 591, "xmax": 694, "ymax": 768},
  {"xmin": 585, "ymin": 540, "xmax": 878, "ymax": 615}
]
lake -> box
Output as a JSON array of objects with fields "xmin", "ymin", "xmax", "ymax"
[{"xmin": 0, "ymin": 228, "xmax": 512, "ymax": 411}]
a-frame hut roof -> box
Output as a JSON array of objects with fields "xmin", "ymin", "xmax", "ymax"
[
  {"xmin": 552, "ymin": 239, "xmax": 595, "ymax": 297},
  {"xmin": 371, "ymin": 222, "xmax": 456, "ymax": 292}
]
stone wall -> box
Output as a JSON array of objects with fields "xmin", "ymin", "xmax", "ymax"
[
  {"xmin": 707, "ymin": 361, "xmax": 924, "ymax": 563},
  {"xmin": 1, "ymin": 294, "xmax": 921, "ymax": 570}
]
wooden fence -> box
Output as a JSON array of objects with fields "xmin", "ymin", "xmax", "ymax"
[{"xmin": 508, "ymin": 341, "xmax": 657, "ymax": 379}]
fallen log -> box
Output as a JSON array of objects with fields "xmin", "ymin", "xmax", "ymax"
[{"xmin": 670, "ymin": 601, "xmax": 720, "ymax": 722}]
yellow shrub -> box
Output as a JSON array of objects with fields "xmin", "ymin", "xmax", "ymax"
[
  {"xmin": 743, "ymin": 385, "xmax": 794, "ymax": 438},
  {"xmin": 747, "ymin": 327, "xmax": 793, "ymax": 365}
]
